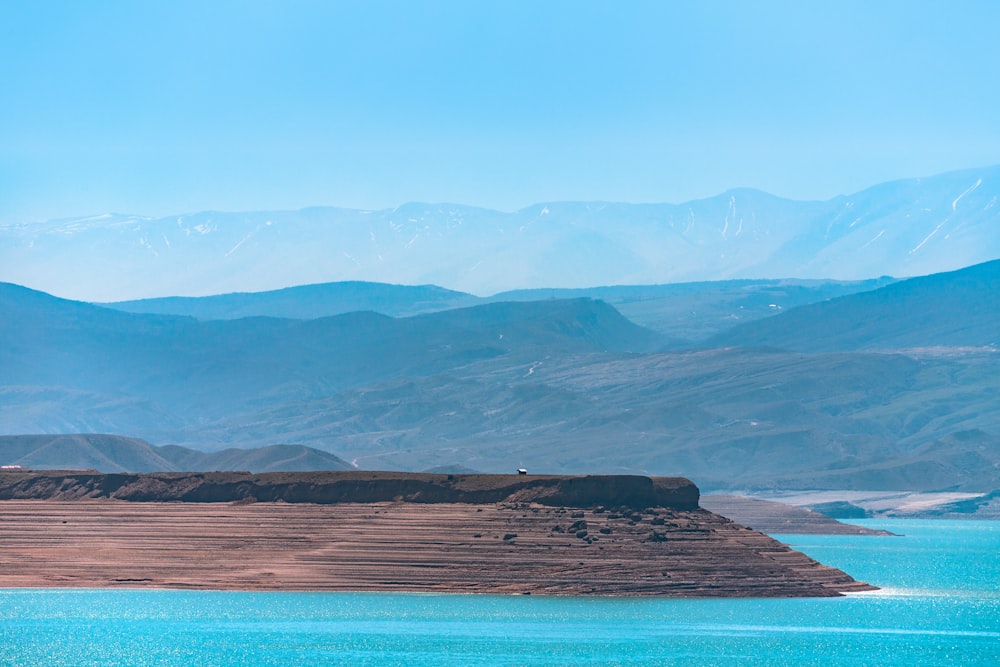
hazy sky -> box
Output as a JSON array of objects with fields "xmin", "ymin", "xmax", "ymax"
[{"xmin": 2, "ymin": 0, "xmax": 999, "ymax": 223}]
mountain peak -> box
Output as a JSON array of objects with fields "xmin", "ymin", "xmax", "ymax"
[{"xmin": 3, "ymin": 165, "xmax": 999, "ymax": 301}]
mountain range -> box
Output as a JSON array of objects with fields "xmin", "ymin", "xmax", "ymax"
[
  {"xmin": 708, "ymin": 259, "xmax": 1000, "ymax": 351},
  {"xmin": 2, "ymin": 260, "xmax": 997, "ymax": 491},
  {"xmin": 105, "ymin": 277, "xmax": 895, "ymax": 344},
  {"xmin": 1, "ymin": 165, "xmax": 998, "ymax": 301}
]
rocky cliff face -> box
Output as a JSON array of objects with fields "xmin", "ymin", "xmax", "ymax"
[
  {"xmin": 0, "ymin": 472, "xmax": 880, "ymax": 597},
  {"xmin": 0, "ymin": 471, "xmax": 700, "ymax": 510}
]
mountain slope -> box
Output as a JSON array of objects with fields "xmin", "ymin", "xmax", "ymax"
[
  {"xmin": 3, "ymin": 264, "xmax": 999, "ymax": 492},
  {"xmin": 191, "ymin": 346, "xmax": 997, "ymax": 491},
  {"xmin": 707, "ymin": 259, "xmax": 1000, "ymax": 351},
  {"xmin": 490, "ymin": 277, "xmax": 895, "ymax": 341},
  {"xmin": 0, "ymin": 434, "xmax": 352, "ymax": 473},
  {"xmin": 106, "ymin": 281, "xmax": 479, "ymax": 320},
  {"xmin": 103, "ymin": 277, "xmax": 895, "ymax": 343},
  {"xmin": 0, "ymin": 283, "xmax": 662, "ymax": 427},
  {"xmin": 2, "ymin": 165, "xmax": 998, "ymax": 301}
]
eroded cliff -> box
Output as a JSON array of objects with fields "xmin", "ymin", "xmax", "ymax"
[
  {"xmin": 0, "ymin": 470, "xmax": 699, "ymax": 510},
  {"xmin": 0, "ymin": 472, "xmax": 875, "ymax": 597}
]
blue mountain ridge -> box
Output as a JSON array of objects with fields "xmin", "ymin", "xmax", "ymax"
[{"xmin": 2, "ymin": 164, "xmax": 997, "ymax": 301}]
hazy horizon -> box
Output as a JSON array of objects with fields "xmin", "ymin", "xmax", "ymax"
[{"xmin": 3, "ymin": 0, "xmax": 999, "ymax": 224}]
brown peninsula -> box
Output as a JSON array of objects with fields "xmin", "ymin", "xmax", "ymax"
[{"xmin": 0, "ymin": 471, "xmax": 875, "ymax": 597}]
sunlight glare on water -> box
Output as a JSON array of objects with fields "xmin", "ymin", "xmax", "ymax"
[{"xmin": 1, "ymin": 520, "xmax": 998, "ymax": 666}]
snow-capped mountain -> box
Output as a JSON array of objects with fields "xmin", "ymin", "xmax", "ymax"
[{"xmin": 2, "ymin": 165, "xmax": 998, "ymax": 300}]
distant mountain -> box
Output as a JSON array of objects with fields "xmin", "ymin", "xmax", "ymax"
[
  {"xmin": 490, "ymin": 278, "xmax": 896, "ymax": 342},
  {"xmin": 0, "ymin": 283, "xmax": 662, "ymax": 434},
  {"xmin": 156, "ymin": 443, "xmax": 353, "ymax": 473},
  {"xmin": 107, "ymin": 281, "xmax": 479, "ymax": 320},
  {"xmin": 707, "ymin": 259, "xmax": 1000, "ymax": 351},
  {"xmin": 0, "ymin": 434, "xmax": 352, "ymax": 473},
  {"xmin": 2, "ymin": 266, "xmax": 998, "ymax": 492},
  {"xmin": 104, "ymin": 277, "xmax": 895, "ymax": 343},
  {"xmin": 2, "ymin": 165, "xmax": 998, "ymax": 301}
]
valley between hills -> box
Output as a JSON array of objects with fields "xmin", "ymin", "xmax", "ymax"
[{"xmin": 1, "ymin": 259, "xmax": 997, "ymax": 500}]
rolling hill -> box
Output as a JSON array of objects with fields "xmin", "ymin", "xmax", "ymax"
[
  {"xmin": 707, "ymin": 259, "xmax": 1000, "ymax": 351},
  {"xmin": 185, "ymin": 345, "xmax": 996, "ymax": 491},
  {"xmin": 0, "ymin": 434, "xmax": 352, "ymax": 473},
  {"xmin": 106, "ymin": 282, "xmax": 479, "ymax": 320},
  {"xmin": 104, "ymin": 276, "xmax": 895, "ymax": 343},
  {"xmin": 2, "ymin": 264, "xmax": 998, "ymax": 492},
  {"xmin": 0, "ymin": 283, "xmax": 663, "ymax": 430}
]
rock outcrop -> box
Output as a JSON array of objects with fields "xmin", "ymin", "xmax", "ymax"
[
  {"xmin": 0, "ymin": 470, "xmax": 699, "ymax": 510},
  {"xmin": 0, "ymin": 472, "xmax": 875, "ymax": 597}
]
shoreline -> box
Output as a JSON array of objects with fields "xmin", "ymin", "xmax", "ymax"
[{"xmin": 701, "ymin": 495, "xmax": 896, "ymax": 535}]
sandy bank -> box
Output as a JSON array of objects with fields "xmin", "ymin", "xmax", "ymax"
[
  {"xmin": 0, "ymin": 498, "xmax": 874, "ymax": 597},
  {"xmin": 701, "ymin": 495, "xmax": 894, "ymax": 535}
]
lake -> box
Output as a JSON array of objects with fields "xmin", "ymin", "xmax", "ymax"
[{"xmin": 2, "ymin": 519, "xmax": 997, "ymax": 666}]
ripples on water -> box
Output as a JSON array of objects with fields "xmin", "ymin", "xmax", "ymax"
[{"xmin": 1, "ymin": 520, "xmax": 997, "ymax": 666}]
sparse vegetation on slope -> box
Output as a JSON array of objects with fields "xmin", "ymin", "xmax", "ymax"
[{"xmin": 2, "ymin": 260, "xmax": 998, "ymax": 492}]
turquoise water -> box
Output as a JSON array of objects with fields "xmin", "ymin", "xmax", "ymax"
[{"xmin": 2, "ymin": 520, "xmax": 997, "ymax": 666}]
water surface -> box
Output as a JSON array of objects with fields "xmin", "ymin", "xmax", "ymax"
[{"xmin": 2, "ymin": 519, "xmax": 997, "ymax": 666}]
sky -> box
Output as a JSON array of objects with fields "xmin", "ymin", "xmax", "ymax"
[{"xmin": 2, "ymin": 0, "xmax": 999, "ymax": 223}]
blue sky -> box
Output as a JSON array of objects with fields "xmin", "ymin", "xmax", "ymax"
[{"xmin": 2, "ymin": 0, "xmax": 999, "ymax": 223}]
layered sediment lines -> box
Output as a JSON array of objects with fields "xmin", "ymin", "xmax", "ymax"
[{"xmin": 0, "ymin": 472, "xmax": 875, "ymax": 597}]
